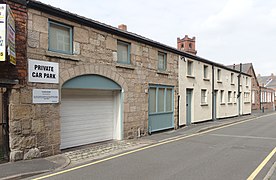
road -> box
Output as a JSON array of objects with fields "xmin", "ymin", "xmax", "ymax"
[{"xmin": 34, "ymin": 114, "xmax": 276, "ymax": 180}]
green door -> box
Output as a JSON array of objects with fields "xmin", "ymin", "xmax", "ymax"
[
  {"xmin": 213, "ymin": 90, "xmax": 217, "ymax": 120},
  {"xmin": 186, "ymin": 89, "xmax": 192, "ymax": 125},
  {"xmin": 148, "ymin": 86, "xmax": 174, "ymax": 134}
]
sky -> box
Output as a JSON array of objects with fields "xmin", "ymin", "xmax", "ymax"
[{"xmin": 40, "ymin": 0, "xmax": 276, "ymax": 76}]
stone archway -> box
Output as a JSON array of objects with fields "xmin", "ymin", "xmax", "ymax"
[{"xmin": 59, "ymin": 65, "xmax": 128, "ymax": 92}]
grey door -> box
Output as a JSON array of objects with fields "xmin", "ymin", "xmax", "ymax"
[
  {"xmin": 186, "ymin": 89, "xmax": 192, "ymax": 125},
  {"xmin": 213, "ymin": 90, "xmax": 217, "ymax": 120}
]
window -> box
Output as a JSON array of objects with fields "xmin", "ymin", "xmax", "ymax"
[
  {"xmin": 201, "ymin": 89, "xmax": 207, "ymax": 104},
  {"xmin": 158, "ymin": 52, "xmax": 167, "ymax": 71},
  {"xmin": 187, "ymin": 60, "xmax": 193, "ymax": 76},
  {"xmin": 220, "ymin": 90, "xmax": 224, "ymax": 103},
  {"xmin": 252, "ymin": 91, "xmax": 255, "ymax": 104},
  {"xmin": 166, "ymin": 89, "xmax": 173, "ymax": 111},
  {"xmin": 261, "ymin": 92, "xmax": 264, "ymax": 103},
  {"xmin": 49, "ymin": 21, "xmax": 72, "ymax": 54},
  {"xmin": 233, "ymin": 91, "xmax": 236, "ymax": 103},
  {"xmin": 228, "ymin": 91, "xmax": 232, "ymax": 103},
  {"xmin": 117, "ymin": 40, "xmax": 130, "ymax": 64},
  {"xmin": 244, "ymin": 92, "xmax": 250, "ymax": 102},
  {"xmin": 246, "ymin": 77, "xmax": 249, "ymax": 86},
  {"xmin": 149, "ymin": 86, "xmax": 173, "ymax": 114},
  {"xmin": 203, "ymin": 65, "xmax": 208, "ymax": 79},
  {"xmin": 231, "ymin": 73, "xmax": 234, "ymax": 84},
  {"xmin": 217, "ymin": 69, "xmax": 221, "ymax": 81},
  {"xmin": 149, "ymin": 88, "xmax": 156, "ymax": 113}
]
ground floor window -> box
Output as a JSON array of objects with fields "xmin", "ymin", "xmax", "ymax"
[
  {"xmin": 148, "ymin": 85, "xmax": 174, "ymax": 133},
  {"xmin": 149, "ymin": 86, "xmax": 173, "ymax": 114}
]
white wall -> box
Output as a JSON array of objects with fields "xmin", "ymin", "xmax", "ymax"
[
  {"xmin": 179, "ymin": 57, "xmax": 212, "ymax": 125},
  {"xmin": 179, "ymin": 56, "xmax": 252, "ymax": 126},
  {"xmin": 241, "ymin": 75, "xmax": 252, "ymax": 115},
  {"xmin": 214, "ymin": 67, "xmax": 239, "ymax": 118}
]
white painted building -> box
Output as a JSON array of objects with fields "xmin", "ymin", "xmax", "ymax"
[{"xmin": 178, "ymin": 36, "xmax": 251, "ymax": 126}]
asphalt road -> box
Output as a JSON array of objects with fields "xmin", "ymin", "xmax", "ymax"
[{"xmin": 34, "ymin": 114, "xmax": 276, "ymax": 180}]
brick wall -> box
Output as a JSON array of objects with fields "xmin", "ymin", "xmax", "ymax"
[
  {"xmin": 0, "ymin": 0, "xmax": 27, "ymax": 84},
  {"xmin": 248, "ymin": 67, "xmax": 260, "ymax": 110}
]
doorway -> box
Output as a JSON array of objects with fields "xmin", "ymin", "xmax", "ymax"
[
  {"xmin": 213, "ymin": 90, "xmax": 218, "ymax": 120},
  {"xmin": 186, "ymin": 89, "xmax": 193, "ymax": 125}
]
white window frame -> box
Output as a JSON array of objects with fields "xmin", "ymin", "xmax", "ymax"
[
  {"xmin": 187, "ymin": 60, "xmax": 193, "ymax": 76},
  {"xmin": 201, "ymin": 89, "xmax": 207, "ymax": 105},
  {"xmin": 203, "ymin": 65, "xmax": 208, "ymax": 79},
  {"xmin": 228, "ymin": 91, "xmax": 232, "ymax": 103},
  {"xmin": 217, "ymin": 69, "xmax": 221, "ymax": 81}
]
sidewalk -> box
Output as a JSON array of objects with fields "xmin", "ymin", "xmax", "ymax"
[{"xmin": 0, "ymin": 110, "xmax": 275, "ymax": 180}]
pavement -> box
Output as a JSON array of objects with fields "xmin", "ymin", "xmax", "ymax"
[{"xmin": 0, "ymin": 110, "xmax": 275, "ymax": 180}]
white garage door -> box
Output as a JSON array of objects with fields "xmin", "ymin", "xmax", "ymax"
[{"xmin": 61, "ymin": 89, "xmax": 114, "ymax": 149}]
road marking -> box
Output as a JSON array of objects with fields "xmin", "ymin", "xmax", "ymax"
[
  {"xmin": 247, "ymin": 147, "xmax": 276, "ymax": 180},
  {"xmin": 33, "ymin": 113, "xmax": 276, "ymax": 180},
  {"xmin": 209, "ymin": 133, "xmax": 276, "ymax": 140}
]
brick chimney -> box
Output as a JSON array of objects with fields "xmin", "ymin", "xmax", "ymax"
[
  {"xmin": 118, "ymin": 24, "xmax": 127, "ymax": 31},
  {"xmin": 177, "ymin": 35, "xmax": 197, "ymax": 55}
]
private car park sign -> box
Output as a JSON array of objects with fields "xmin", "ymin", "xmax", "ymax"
[{"xmin": 28, "ymin": 59, "xmax": 59, "ymax": 84}]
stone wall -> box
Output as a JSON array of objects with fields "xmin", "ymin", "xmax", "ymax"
[{"xmin": 8, "ymin": 6, "xmax": 179, "ymax": 160}]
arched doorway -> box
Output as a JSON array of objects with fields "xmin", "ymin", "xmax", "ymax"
[{"xmin": 60, "ymin": 75, "xmax": 122, "ymax": 149}]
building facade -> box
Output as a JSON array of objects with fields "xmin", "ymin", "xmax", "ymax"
[
  {"xmin": 228, "ymin": 63, "xmax": 275, "ymax": 111},
  {"xmin": 1, "ymin": 0, "xmax": 252, "ymax": 161},
  {"xmin": 178, "ymin": 38, "xmax": 251, "ymax": 126}
]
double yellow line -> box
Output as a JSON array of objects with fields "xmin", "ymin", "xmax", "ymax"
[{"xmin": 34, "ymin": 114, "xmax": 276, "ymax": 180}]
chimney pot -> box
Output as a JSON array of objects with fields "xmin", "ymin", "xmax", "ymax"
[{"xmin": 118, "ymin": 24, "xmax": 127, "ymax": 31}]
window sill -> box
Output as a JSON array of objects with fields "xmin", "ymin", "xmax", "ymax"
[
  {"xmin": 116, "ymin": 63, "xmax": 135, "ymax": 70},
  {"xmin": 217, "ymin": 80, "xmax": 222, "ymax": 83},
  {"xmin": 201, "ymin": 103, "xmax": 208, "ymax": 106},
  {"xmin": 231, "ymin": 83, "xmax": 235, "ymax": 85},
  {"xmin": 244, "ymin": 102, "xmax": 251, "ymax": 104},
  {"xmin": 157, "ymin": 71, "xmax": 169, "ymax": 75},
  {"xmin": 203, "ymin": 78, "xmax": 210, "ymax": 81},
  {"xmin": 220, "ymin": 103, "xmax": 226, "ymax": 105},
  {"xmin": 227, "ymin": 102, "xmax": 233, "ymax": 105},
  {"xmin": 187, "ymin": 75, "xmax": 195, "ymax": 79},
  {"xmin": 46, "ymin": 51, "xmax": 80, "ymax": 61},
  {"xmin": 246, "ymin": 85, "xmax": 249, "ymax": 88}
]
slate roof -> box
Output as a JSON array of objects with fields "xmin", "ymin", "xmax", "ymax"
[
  {"xmin": 257, "ymin": 75, "xmax": 276, "ymax": 88},
  {"xmin": 226, "ymin": 63, "xmax": 252, "ymax": 74},
  {"xmin": 25, "ymin": 0, "xmax": 250, "ymax": 76}
]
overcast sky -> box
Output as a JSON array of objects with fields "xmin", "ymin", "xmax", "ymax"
[{"xmin": 40, "ymin": 0, "xmax": 276, "ymax": 76}]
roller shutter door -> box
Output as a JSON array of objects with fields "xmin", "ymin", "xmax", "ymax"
[{"xmin": 61, "ymin": 89, "xmax": 114, "ymax": 149}]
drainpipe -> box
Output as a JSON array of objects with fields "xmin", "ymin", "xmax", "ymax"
[
  {"xmin": 177, "ymin": 95, "xmax": 180, "ymax": 128},
  {"xmin": 212, "ymin": 64, "xmax": 215, "ymax": 121},
  {"xmin": 238, "ymin": 63, "xmax": 242, "ymax": 116}
]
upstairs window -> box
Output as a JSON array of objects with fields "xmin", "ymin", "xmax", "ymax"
[
  {"xmin": 117, "ymin": 40, "xmax": 130, "ymax": 64},
  {"xmin": 217, "ymin": 69, "xmax": 221, "ymax": 81},
  {"xmin": 246, "ymin": 77, "xmax": 249, "ymax": 86},
  {"xmin": 231, "ymin": 73, "xmax": 234, "ymax": 84},
  {"xmin": 187, "ymin": 60, "xmax": 193, "ymax": 76},
  {"xmin": 203, "ymin": 65, "xmax": 208, "ymax": 79},
  {"xmin": 158, "ymin": 52, "xmax": 167, "ymax": 71},
  {"xmin": 49, "ymin": 21, "xmax": 72, "ymax": 54}
]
